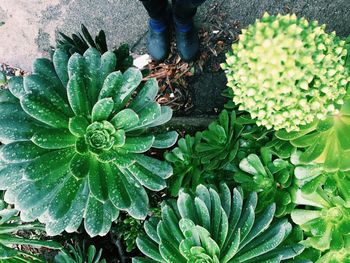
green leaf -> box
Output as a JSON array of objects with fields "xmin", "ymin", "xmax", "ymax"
[
  {"xmin": 69, "ymin": 115, "xmax": 89, "ymax": 137},
  {"xmin": 106, "ymin": 164, "xmax": 131, "ymax": 209},
  {"xmin": 84, "ymin": 48, "xmax": 102, "ymax": 104},
  {"xmin": 53, "ymin": 48, "xmax": 70, "ymax": 87},
  {"xmin": 70, "ymin": 153, "xmax": 90, "ymax": 179},
  {"xmin": 275, "ymin": 121, "xmax": 317, "ymax": 140},
  {"xmin": 134, "ymin": 154, "xmax": 172, "ymax": 179},
  {"xmin": 0, "ymin": 141, "xmax": 50, "ymax": 163},
  {"xmin": 8, "ymin": 76, "xmax": 25, "ymax": 99},
  {"xmin": 113, "ymin": 68, "xmax": 142, "ymax": 111},
  {"xmin": 88, "ymin": 160, "xmax": 109, "ymax": 202},
  {"xmin": 239, "ymin": 154, "xmax": 267, "ymax": 176},
  {"xmin": 0, "ymin": 103, "xmax": 42, "ymax": 141},
  {"xmin": 21, "ymin": 93, "xmax": 69, "ymax": 129},
  {"xmin": 99, "ymin": 71, "xmax": 123, "ymax": 100},
  {"xmin": 33, "ymin": 58, "xmax": 67, "ymax": 100},
  {"xmin": 145, "ymin": 106, "xmax": 173, "ymax": 128},
  {"xmin": 127, "ymin": 163, "xmax": 167, "ymax": 191},
  {"xmin": 92, "ymin": 97, "xmax": 114, "ymax": 122},
  {"xmin": 99, "ymin": 51, "xmax": 117, "ymax": 85},
  {"xmin": 25, "ymin": 148, "xmax": 74, "ymax": 180},
  {"xmin": 31, "ymin": 129, "xmax": 76, "ymax": 149},
  {"xmin": 47, "ymin": 176, "xmax": 82, "ymax": 220},
  {"xmin": 24, "ymin": 74, "xmax": 72, "ymax": 116},
  {"xmin": 136, "ymin": 235, "xmax": 164, "ymax": 262},
  {"xmin": 119, "ymin": 168, "xmax": 149, "ymax": 219},
  {"xmin": 84, "ymin": 196, "xmax": 112, "ymax": 237},
  {"xmin": 129, "ymin": 78, "xmax": 159, "ymax": 112},
  {"xmin": 131, "ymin": 102, "xmax": 161, "ymax": 130},
  {"xmin": 67, "ymin": 74, "xmax": 90, "ymax": 116},
  {"xmin": 152, "ymin": 131, "xmax": 178, "ymax": 149},
  {"xmin": 0, "ymin": 163, "xmax": 26, "ymax": 190},
  {"xmin": 299, "ymin": 134, "xmax": 328, "ymax": 163},
  {"xmin": 122, "ymin": 136, "xmax": 155, "ymax": 153},
  {"xmin": 110, "ymin": 108, "xmax": 139, "ymax": 130}
]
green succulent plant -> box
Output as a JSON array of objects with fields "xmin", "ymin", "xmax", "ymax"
[
  {"xmin": 291, "ymin": 188, "xmax": 350, "ymax": 253},
  {"xmin": 233, "ymin": 146, "xmax": 296, "ymax": 217},
  {"xmin": 0, "ymin": 48, "xmax": 177, "ymax": 237},
  {"xmin": 166, "ymin": 110, "xmax": 249, "ymax": 196},
  {"xmin": 222, "ymin": 13, "xmax": 350, "ymax": 132},
  {"xmin": 113, "ymin": 214, "xmax": 144, "ymax": 252},
  {"xmin": 292, "ymin": 151, "xmax": 350, "ymax": 200},
  {"xmin": 54, "ymin": 244, "xmax": 106, "ymax": 263},
  {"xmin": 195, "ymin": 110, "xmax": 242, "ymax": 171},
  {"xmin": 165, "ymin": 133, "xmax": 203, "ymax": 196},
  {"xmin": 276, "ymin": 99, "xmax": 350, "ymax": 172},
  {"xmin": 57, "ymin": 24, "xmax": 133, "ymax": 72},
  {"xmin": 134, "ymin": 183, "xmax": 304, "ymax": 263},
  {"xmin": 0, "ymin": 193, "xmax": 61, "ymax": 263}
]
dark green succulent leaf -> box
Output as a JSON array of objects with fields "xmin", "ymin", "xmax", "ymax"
[
  {"xmin": 0, "ymin": 141, "xmax": 50, "ymax": 163},
  {"xmin": 31, "ymin": 129, "xmax": 76, "ymax": 149},
  {"xmin": 152, "ymin": 131, "xmax": 178, "ymax": 149},
  {"xmin": 21, "ymin": 93, "xmax": 69, "ymax": 129},
  {"xmin": 135, "ymin": 184, "xmax": 303, "ymax": 262},
  {"xmin": 0, "ymin": 101, "xmax": 43, "ymax": 142},
  {"xmin": 129, "ymin": 78, "xmax": 158, "ymax": 112},
  {"xmin": 110, "ymin": 108, "xmax": 139, "ymax": 130},
  {"xmin": 69, "ymin": 115, "xmax": 90, "ymax": 137},
  {"xmin": 107, "ymin": 68, "xmax": 142, "ymax": 111},
  {"xmin": 24, "ymin": 148, "xmax": 74, "ymax": 181},
  {"xmin": 53, "ymin": 48, "xmax": 70, "ymax": 87},
  {"xmin": 32, "ymin": 58, "xmax": 67, "ymax": 100},
  {"xmin": 123, "ymin": 135, "xmax": 155, "ymax": 153},
  {"xmin": 67, "ymin": 73, "xmax": 90, "ymax": 117},
  {"xmin": 91, "ymin": 97, "xmax": 114, "ymax": 122},
  {"xmin": 70, "ymin": 153, "xmax": 90, "ymax": 179},
  {"xmin": 8, "ymin": 76, "xmax": 25, "ymax": 99},
  {"xmin": 84, "ymin": 48, "xmax": 102, "ymax": 105},
  {"xmin": 98, "ymin": 71, "xmax": 123, "ymax": 100},
  {"xmin": 24, "ymin": 74, "xmax": 71, "ymax": 116}
]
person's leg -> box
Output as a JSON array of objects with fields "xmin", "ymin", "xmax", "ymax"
[
  {"xmin": 172, "ymin": 0, "xmax": 206, "ymax": 25},
  {"xmin": 139, "ymin": 0, "xmax": 171, "ymax": 61},
  {"xmin": 139, "ymin": 0, "xmax": 168, "ymax": 21},
  {"xmin": 172, "ymin": 0, "xmax": 206, "ymax": 61}
]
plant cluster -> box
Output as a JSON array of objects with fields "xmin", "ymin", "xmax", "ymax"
[
  {"xmin": 134, "ymin": 184, "xmax": 303, "ymax": 263},
  {"xmin": 1, "ymin": 13, "xmax": 350, "ymax": 263}
]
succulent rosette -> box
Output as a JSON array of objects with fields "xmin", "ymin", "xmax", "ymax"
[
  {"xmin": 0, "ymin": 48, "xmax": 177, "ymax": 237},
  {"xmin": 222, "ymin": 13, "xmax": 350, "ymax": 132},
  {"xmin": 292, "ymin": 188, "xmax": 350, "ymax": 253},
  {"xmin": 134, "ymin": 183, "xmax": 304, "ymax": 263},
  {"xmin": 234, "ymin": 145, "xmax": 297, "ymax": 217}
]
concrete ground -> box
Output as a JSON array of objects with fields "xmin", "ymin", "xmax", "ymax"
[{"xmin": 0, "ymin": 0, "xmax": 349, "ymax": 70}]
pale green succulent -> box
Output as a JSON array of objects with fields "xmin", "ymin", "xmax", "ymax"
[
  {"xmin": 222, "ymin": 13, "xmax": 350, "ymax": 132},
  {"xmin": 291, "ymin": 188, "xmax": 350, "ymax": 253}
]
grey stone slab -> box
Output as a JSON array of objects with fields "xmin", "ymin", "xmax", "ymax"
[
  {"xmin": 1, "ymin": 0, "xmax": 349, "ymax": 71},
  {"xmin": 0, "ymin": 0, "xmax": 148, "ymax": 70}
]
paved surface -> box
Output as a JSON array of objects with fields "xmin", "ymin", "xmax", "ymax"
[{"xmin": 1, "ymin": 0, "xmax": 349, "ymax": 71}]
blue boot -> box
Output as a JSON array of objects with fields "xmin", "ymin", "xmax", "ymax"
[{"xmin": 147, "ymin": 17, "xmax": 170, "ymax": 62}]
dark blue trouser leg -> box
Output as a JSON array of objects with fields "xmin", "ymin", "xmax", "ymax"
[{"xmin": 140, "ymin": 0, "xmax": 206, "ymax": 23}]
